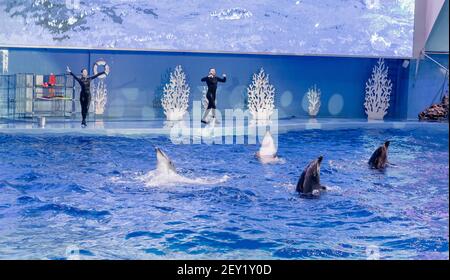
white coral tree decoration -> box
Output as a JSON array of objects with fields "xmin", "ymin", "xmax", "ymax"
[
  {"xmin": 306, "ymin": 85, "xmax": 321, "ymax": 117},
  {"xmin": 161, "ymin": 65, "xmax": 190, "ymax": 121},
  {"xmin": 94, "ymin": 81, "xmax": 107, "ymax": 115},
  {"xmin": 201, "ymin": 86, "xmax": 209, "ymax": 110},
  {"xmin": 364, "ymin": 58, "xmax": 393, "ymax": 120},
  {"xmin": 247, "ymin": 68, "xmax": 275, "ymax": 120}
]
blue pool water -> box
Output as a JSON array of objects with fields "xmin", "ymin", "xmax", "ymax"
[{"xmin": 0, "ymin": 126, "xmax": 448, "ymax": 259}]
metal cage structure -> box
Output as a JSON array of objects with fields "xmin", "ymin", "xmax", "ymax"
[{"xmin": 0, "ymin": 73, "xmax": 76, "ymax": 119}]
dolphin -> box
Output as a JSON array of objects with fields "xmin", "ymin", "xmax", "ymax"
[
  {"xmin": 296, "ymin": 156, "xmax": 326, "ymax": 198},
  {"xmin": 255, "ymin": 131, "xmax": 280, "ymax": 163},
  {"xmin": 136, "ymin": 148, "xmax": 229, "ymax": 187},
  {"xmin": 155, "ymin": 147, "xmax": 177, "ymax": 174},
  {"xmin": 368, "ymin": 141, "xmax": 390, "ymax": 169}
]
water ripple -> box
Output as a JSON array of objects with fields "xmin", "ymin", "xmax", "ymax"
[{"xmin": 0, "ymin": 126, "xmax": 447, "ymax": 259}]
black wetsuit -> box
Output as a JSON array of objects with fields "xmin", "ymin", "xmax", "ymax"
[
  {"xmin": 201, "ymin": 75, "xmax": 226, "ymax": 109},
  {"xmin": 69, "ymin": 71, "xmax": 104, "ymax": 124}
]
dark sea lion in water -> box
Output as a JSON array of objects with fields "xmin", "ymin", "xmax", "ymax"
[
  {"xmin": 296, "ymin": 156, "xmax": 326, "ymax": 198},
  {"xmin": 368, "ymin": 141, "xmax": 390, "ymax": 169}
]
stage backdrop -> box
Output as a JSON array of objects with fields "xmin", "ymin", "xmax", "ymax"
[
  {"xmin": 0, "ymin": 0, "xmax": 415, "ymax": 57},
  {"xmin": 4, "ymin": 47, "xmax": 411, "ymax": 120}
]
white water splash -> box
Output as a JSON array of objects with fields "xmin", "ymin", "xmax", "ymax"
[
  {"xmin": 137, "ymin": 169, "xmax": 229, "ymax": 187},
  {"xmin": 258, "ymin": 156, "xmax": 286, "ymax": 165},
  {"xmin": 210, "ymin": 8, "xmax": 252, "ymax": 20}
]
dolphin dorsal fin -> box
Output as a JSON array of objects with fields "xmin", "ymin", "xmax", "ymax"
[{"xmin": 259, "ymin": 131, "xmax": 277, "ymax": 157}]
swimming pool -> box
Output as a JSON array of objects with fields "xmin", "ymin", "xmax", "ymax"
[{"xmin": 0, "ymin": 125, "xmax": 448, "ymax": 259}]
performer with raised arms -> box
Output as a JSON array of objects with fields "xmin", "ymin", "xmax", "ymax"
[
  {"xmin": 201, "ymin": 68, "xmax": 226, "ymax": 124},
  {"xmin": 67, "ymin": 66, "xmax": 106, "ymax": 127}
]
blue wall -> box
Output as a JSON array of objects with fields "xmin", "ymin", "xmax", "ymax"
[
  {"xmin": 407, "ymin": 54, "xmax": 449, "ymax": 119},
  {"xmin": 5, "ymin": 47, "xmax": 410, "ymax": 120},
  {"xmin": 426, "ymin": 0, "xmax": 449, "ymax": 52},
  {"xmin": 406, "ymin": 0, "xmax": 449, "ymax": 120}
]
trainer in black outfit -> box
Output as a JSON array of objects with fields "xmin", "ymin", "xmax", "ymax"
[
  {"xmin": 201, "ymin": 68, "xmax": 226, "ymax": 124},
  {"xmin": 67, "ymin": 66, "xmax": 105, "ymax": 127}
]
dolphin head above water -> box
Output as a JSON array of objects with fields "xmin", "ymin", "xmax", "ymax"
[
  {"xmin": 258, "ymin": 131, "xmax": 277, "ymax": 158},
  {"xmin": 368, "ymin": 141, "xmax": 390, "ymax": 169},
  {"xmin": 296, "ymin": 155, "xmax": 325, "ymax": 197},
  {"xmin": 317, "ymin": 155, "xmax": 323, "ymax": 164},
  {"xmin": 155, "ymin": 147, "xmax": 176, "ymax": 174},
  {"xmin": 313, "ymin": 155, "xmax": 323, "ymax": 177}
]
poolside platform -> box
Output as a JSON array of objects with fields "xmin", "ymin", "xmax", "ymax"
[{"xmin": 0, "ymin": 118, "xmax": 447, "ymax": 136}]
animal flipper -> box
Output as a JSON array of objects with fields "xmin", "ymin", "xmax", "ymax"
[{"xmin": 296, "ymin": 170, "xmax": 306, "ymax": 193}]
